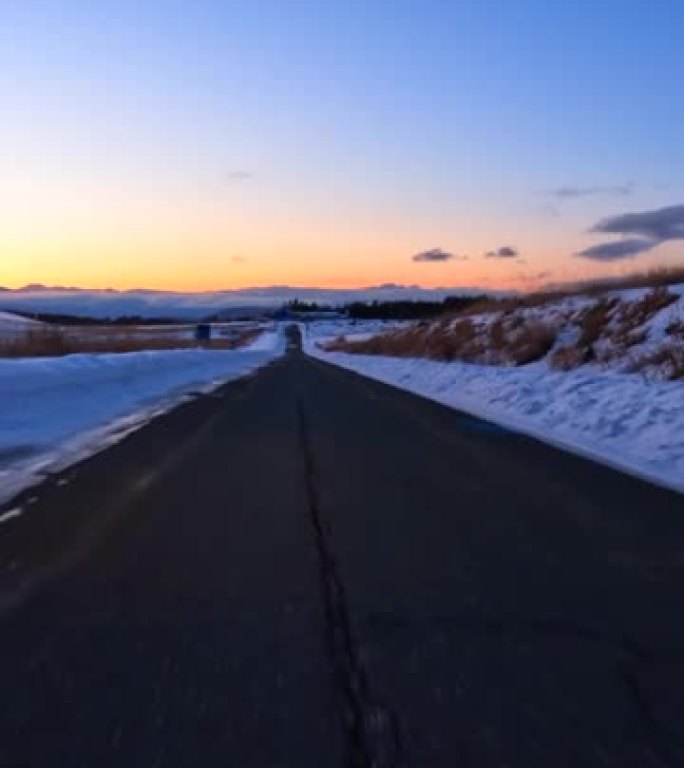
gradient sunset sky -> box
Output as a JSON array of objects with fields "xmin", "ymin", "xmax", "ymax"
[{"xmin": 2, "ymin": 0, "xmax": 683, "ymax": 292}]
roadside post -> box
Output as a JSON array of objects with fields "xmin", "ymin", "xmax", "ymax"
[{"xmin": 195, "ymin": 323, "xmax": 212, "ymax": 345}]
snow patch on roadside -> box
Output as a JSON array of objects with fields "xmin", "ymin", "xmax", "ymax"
[
  {"xmin": 242, "ymin": 325, "xmax": 281, "ymax": 351},
  {"xmin": 0, "ymin": 327, "xmax": 285, "ymax": 505},
  {"xmin": 0, "ymin": 507, "xmax": 22, "ymax": 525},
  {"xmin": 307, "ymin": 339, "xmax": 684, "ymax": 493}
]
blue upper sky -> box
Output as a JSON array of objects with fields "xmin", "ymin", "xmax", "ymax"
[{"xmin": 1, "ymin": 0, "xmax": 683, "ymax": 290}]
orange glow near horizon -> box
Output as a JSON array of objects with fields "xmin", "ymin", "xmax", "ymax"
[
  {"xmin": 0, "ymin": 244, "xmax": 564, "ymax": 293},
  {"xmin": 3, "ymin": 145, "xmax": 681, "ymax": 295},
  {"xmin": 2, "ymin": 198, "xmax": 681, "ymax": 294},
  {"xmin": 3, "ymin": 240, "xmax": 680, "ymax": 294}
]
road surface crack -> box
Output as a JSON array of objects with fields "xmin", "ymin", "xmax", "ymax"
[{"xmin": 296, "ymin": 400, "xmax": 403, "ymax": 768}]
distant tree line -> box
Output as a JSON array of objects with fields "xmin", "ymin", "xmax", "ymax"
[
  {"xmin": 7, "ymin": 311, "xmax": 185, "ymax": 326},
  {"xmin": 286, "ymin": 299, "xmax": 333, "ymax": 313},
  {"xmin": 345, "ymin": 295, "xmax": 486, "ymax": 320},
  {"xmin": 285, "ymin": 295, "xmax": 487, "ymax": 319}
]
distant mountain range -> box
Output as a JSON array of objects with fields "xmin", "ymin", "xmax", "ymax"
[{"xmin": 0, "ymin": 284, "xmax": 501, "ymax": 320}]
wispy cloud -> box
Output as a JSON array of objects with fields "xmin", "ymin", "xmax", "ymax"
[
  {"xmin": 547, "ymin": 184, "xmax": 633, "ymax": 199},
  {"xmin": 484, "ymin": 246, "xmax": 518, "ymax": 259},
  {"xmin": 590, "ymin": 203, "xmax": 684, "ymax": 241},
  {"xmin": 577, "ymin": 238, "xmax": 657, "ymax": 261},
  {"xmin": 412, "ymin": 248, "xmax": 467, "ymax": 263},
  {"xmin": 231, "ymin": 255, "xmax": 248, "ymax": 263},
  {"xmin": 577, "ymin": 203, "xmax": 684, "ymax": 261},
  {"xmin": 223, "ymin": 171, "xmax": 254, "ymax": 183}
]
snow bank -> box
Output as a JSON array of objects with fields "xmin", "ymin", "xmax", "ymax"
[
  {"xmin": 307, "ymin": 339, "xmax": 684, "ymax": 492},
  {"xmin": 304, "ymin": 318, "xmax": 410, "ymax": 341},
  {"xmin": 242, "ymin": 324, "xmax": 281, "ymax": 351},
  {"xmin": 320, "ymin": 284, "xmax": 684, "ymax": 379},
  {"xmin": 0, "ymin": 328, "xmax": 284, "ymax": 504}
]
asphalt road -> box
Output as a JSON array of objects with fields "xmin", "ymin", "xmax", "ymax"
[{"xmin": 0, "ymin": 326, "xmax": 682, "ymax": 767}]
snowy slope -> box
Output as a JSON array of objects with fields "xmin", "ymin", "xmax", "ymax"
[
  {"xmin": 0, "ymin": 311, "xmax": 41, "ymax": 339},
  {"xmin": 0, "ymin": 311, "xmax": 37, "ymax": 325},
  {"xmin": 317, "ymin": 284, "xmax": 684, "ymax": 380},
  {"xmin": 304, "ymin": 318, "xmax": 410, "ymax": 341},
  {"xmin": 0, "ymin": 328, "xmax": 284, "ymax": 504},
  {"xmin": 306, "ymin": 331, "xmax": 684, "ymax": 492}
]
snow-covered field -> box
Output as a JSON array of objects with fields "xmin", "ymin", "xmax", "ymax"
[
  {"xmin": 59, "ymin": 321, "xmax": 263, "ymax": 344},
  {"xmin": 303, "ymin": 318, "xmax": 410, "ymax": 343},
  {"xmin": 0, "ymin": 315, "xmax": 269, "ymax": 356},
  {"xmin": 0, "ymin": 311, "xmax": 41, "ymax": 340},
  {"xmin": 0, "ymin": 328, "xmax": 284, "ymax": 505},
  {"xmin": 304, "ymin": 320, "xmax": 684, "ymax": 492}
]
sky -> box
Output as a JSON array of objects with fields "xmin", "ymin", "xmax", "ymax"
[{"xmin": 1, "ymin": 0, "xmax": 683, "ymax": 293}]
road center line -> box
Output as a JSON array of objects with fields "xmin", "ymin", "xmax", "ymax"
[{"xmin": 295, "ymin": 393, "xmax": 404, "ymax": 768}]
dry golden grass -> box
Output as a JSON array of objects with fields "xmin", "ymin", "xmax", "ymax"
[
  {"xmin": 324, "ymin": 318, "xmax": 556, "ymax": 366},
  {"xmin": 573, "ymin": 265, "xmax": 684, "ymax": 294},
  {"xmin": 613, "ymin": 286, "xmax": 677, "ymax": 332},
  {"xmin": 505, "ymin": 322, "xmax": 556, "ymax": 365},
  {"xmin": 549, "ymin": 345, "xmax": 590, "ymax": 371},
  {"xmin": 630, "ymin": 345, "xmax": 684, "ymax": 380},
  {"xmin": 604, "ymin": 290, "xmax": 674, "ymax": 356},
  {"xmin": 667, "ymin": 318, "xmax": 684, "ymax": 339},
  {"xmin": 327, "ymin": 284, "xmax": 682, "ymax": 379},
  {"xmin": 442, "ymin": 266, "xmax": 684, "ymax": 321},
  {"xmin": 547, "ymin": 288, "xmax": 679, "ymax": 369},
  {"xmin": 0, "ymin": 327, "xmax": 260, "ymax": 358},
  {"xmin": 447, "ymin": 292, "xmax": 561, "ymax": 318},
  {"xmin": 575, "ymin": 297, "xmax": 619, "ymax": 349}
]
